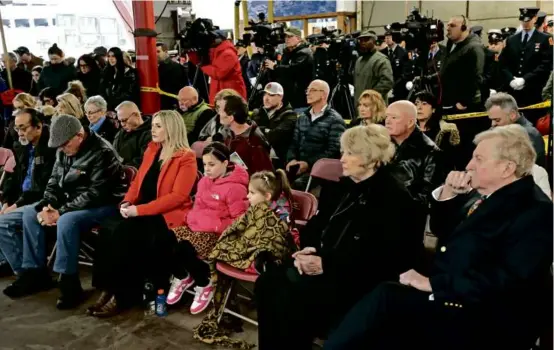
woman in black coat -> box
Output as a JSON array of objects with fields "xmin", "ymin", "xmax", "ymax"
[
  {"xmin": 77, "ymin": 54, "xmax": 102, "ymax": 98},
  {"xmin": 100, "ymin": 47, "xmax": 140, "ymax": 111},
  {"xmin": 37, "ymin": 44, "xmax": 77, "ymax": 96},
  {"xmin": 254, "ymin": 124, "xmax": 426, "ymax": 350}
]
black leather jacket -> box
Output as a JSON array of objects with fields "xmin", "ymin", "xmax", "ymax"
[
  {"xmin": 391, "ymin": 128, "xmax": 446, "ymax": 210},
  {"xmin": 3, "ymin": 126, "xmax": 57, "ymax": 207},
  {"xmin": 35, "ymin": 128, "xmax": 125, "ymax": 215},
  {"xmin": 100, "ymin": 67, "xmax": 140, "ymax": 111}
]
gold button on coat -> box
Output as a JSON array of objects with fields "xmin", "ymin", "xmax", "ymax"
[{"xmin": 440, "ymin": 246, "xmax": 446, "ymax": 253}]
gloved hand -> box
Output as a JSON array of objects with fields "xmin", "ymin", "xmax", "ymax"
[
  {"xmin": 489, "ymin": 89, "xmax": 497, "ymax": 96},
  {"xmin": 387, "ymin": 90, "xmax": 394, "ymax": 99},
  {"xmin": 405, "ymin": 81, "xmax": 414, "ymax": 91},
  {"xmin": 510, "ymin": 77, "xmax": 525, "ymax": 90}
]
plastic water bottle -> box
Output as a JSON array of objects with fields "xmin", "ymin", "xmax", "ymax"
[
  {"xmin": 155, "ymin": 289, "xmax": 168, "ymax": 317},
  {"xmin": 143, "ymin": 281, "xmax": 156, "ymax": 316}
]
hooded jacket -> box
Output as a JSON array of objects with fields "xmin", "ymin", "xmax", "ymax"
[
  {"xmin": 189, "ymin": 40, "xmax": 247, "ymax": 104},
  {"xmin": 186, "ymin": 165, "xmax": 249, "ymax": 234}
]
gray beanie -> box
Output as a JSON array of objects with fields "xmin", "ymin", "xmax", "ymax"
[{"xmin": 48, "ymin": 114, "xmax": 83, "ymax": 148}]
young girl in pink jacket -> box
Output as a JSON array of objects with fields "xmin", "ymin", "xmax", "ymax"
[{"xmin": 168, "ymin": 142, "xmax": 249, "ymax": 312}]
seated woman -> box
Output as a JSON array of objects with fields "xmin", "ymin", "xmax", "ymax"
[
  {"xmin": 55, "ymin": 93, "xmax": 87, "ymax": 126},
  {"xmin": 167, "ymin": 142, "xmax": 249, "ymax": 312},
  {"xmin": 350, "ymin": 89, "xmax": 386, "ymax": 127},
  {"xmin": 87, "ymin": 110, "xmax": 197, "ymax": 318},
  {"xmin": 414, "ymin": 91, "xmax": 460, "ymax": 169},
  {"xmin": 84, "ymin": 95, "xmax": 118, "ymax": 143},
  {"xmin": 254, "ymin": 125, "xmax": 425, "ymax": 350}
]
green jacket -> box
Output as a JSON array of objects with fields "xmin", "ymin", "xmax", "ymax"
[
  {"xmin": 181, "ymin": 99, "xmax": 215, "ymax": 143},
  {"xmin": 353, "ymin": 49, "xmax": 394, "ymax": 103}
]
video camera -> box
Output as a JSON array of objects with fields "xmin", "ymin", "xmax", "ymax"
[
  {"xmin": 308, "ymin": 28, "xmax": 359, "ymax": 75},
  {"xmin": 179, "ymin": 17, "xmax": 220, "ymax": 59},
  {"xmin": 387, "ymin": 7, "xmax": 444, "ymax": 52},
  {"xmin": 242, "ymin": 13, "xmax": 286, "ymax": 60}
]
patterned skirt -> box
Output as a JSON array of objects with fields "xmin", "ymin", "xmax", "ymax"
[{"xmin": 171, "ymin": 225, "xmax": 219, "ymax": 259}]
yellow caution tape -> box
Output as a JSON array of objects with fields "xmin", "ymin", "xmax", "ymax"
[
  {"xmin": 443, "ymin": 101, "xmax": 552, "ymax": 121},
  {"xmin": 140, "ymin": 84, "xmax": 179, "ymax": 100}
]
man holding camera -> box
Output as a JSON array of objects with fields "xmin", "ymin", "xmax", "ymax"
[
  {"xmin": 265, "ymin": 27, "xmax": 314, "ymax": 110},
  {"xmin": 188, "ymin": 31, "xmax": 247, "ymax": 104}
]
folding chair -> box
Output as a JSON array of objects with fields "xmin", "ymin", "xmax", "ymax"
[
  {"xmin": 291, "ymin": 190, "xmax": 318, "ymax": 230},
  {"xmin": 47, "ymin": 165, "xmax": 139, "ymax": 268},
  {"xmin": 0, "ymin": 148, "xmax": 15, "ymax": 191},
  {"xmin": 215, "ymin": 262, "xmax": 259, "ymax": 326},
  {"xmin": 305, "ymin": 158, "xmax": 343, "ymax": 192}
]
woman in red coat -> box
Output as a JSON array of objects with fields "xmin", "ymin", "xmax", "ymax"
[
  {"xmin": 87, "ymin": 110, "xmax": 198, "ymax": 318},
  {"xmin": 188, "ymin": 36, "xmax": 247, "ymax": 104}
]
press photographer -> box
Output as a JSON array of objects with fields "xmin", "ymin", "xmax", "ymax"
[
  {"xmin": 182, "ymin": 18, "xmax": 246, "ymax": 104},
  {"xmin": 264, "ymin": 27, "xmax": 314, "ymax": 109}
]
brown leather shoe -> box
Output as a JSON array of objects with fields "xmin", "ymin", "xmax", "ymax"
[
  {"xmin": 86, "ymin": 291, "xmax": 113, "ymax": 315},
  {"xmin": 92, "ymin": 295, "xmax": 121, "ymax": 318}
]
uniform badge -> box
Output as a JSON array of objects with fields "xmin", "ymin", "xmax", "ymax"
[
  {"xmin": 535, "ymin": 43, "xmax": 540, "ymax": 52},
  {"xmin": 549, "ymin": 37, "xmax": 553, "ymax": 46}
]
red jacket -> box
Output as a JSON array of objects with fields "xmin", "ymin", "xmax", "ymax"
[
  {"xmin": 189, "ymin": 40, "xmax": 247, "ymax": 104},
  {"xmin": 124, "ymin": 142, "xmax": 197, "ymax": 229},
  {"xmin": 186, "ymin": 165, "xmax": 249, "ymax": 234}
]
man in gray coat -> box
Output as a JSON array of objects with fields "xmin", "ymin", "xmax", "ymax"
[{"xmin": 353, "ymin": 30, "xmax": 394, "ymax": 104}]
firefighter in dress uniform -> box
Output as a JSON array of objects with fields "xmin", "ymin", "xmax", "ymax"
[
  {"xmin": 499, "ymin": 7, "xmax": 553, "ymax": 124},
  {"xmin": 483, "ymin": 30, "xmax": 505, "ymax": 98}
]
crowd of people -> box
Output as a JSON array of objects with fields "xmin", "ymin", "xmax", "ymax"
[{"xmin": 0, "ymin": 6, "xmax": 551, "ymax": 350}]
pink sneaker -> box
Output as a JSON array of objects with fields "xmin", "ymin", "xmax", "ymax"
[
  {"xmin": 167, "ymin": 275, "xmax": 195, "ymax": 305},
  {"xmin": 190, "ymin": 283, "xmax": 214, "ymax": 314}
]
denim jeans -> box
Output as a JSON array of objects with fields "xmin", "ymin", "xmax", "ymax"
[
  {"xmin": 0, "ymin": 206, "xmax": 27, "ymax": 274},
  {"xmin": 21, "ymin": 204, "xmax": 118, "ymax": 275}
]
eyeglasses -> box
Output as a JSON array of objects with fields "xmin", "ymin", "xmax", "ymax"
[
  {"xmin": 118, "ymin": 113, "xmax": 137, "ymax": 124},
  {"xmin": 85, "ymin": 109, "xmax": 101, "ymax": 116},
  {"xmin": 79, "ymin": 64, "xmax": 89, "ymax": 68},
  {"xmin": 14, "ymin": 124, "xmax": 31, "ymax": 133}
]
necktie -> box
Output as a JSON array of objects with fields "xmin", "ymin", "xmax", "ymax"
[
  {"xmin": 389, "ymin": 49, "xmax": 393, "ymax": 58},
  {"xmin": 467, "ymin": 197, "xmax": 485, "ymax": 217},
  {"xmin": 522, "ymin": 33, "xmax": 529, "ymax": 45}
]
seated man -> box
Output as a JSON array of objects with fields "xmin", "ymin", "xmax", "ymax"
[
  {"xmin": 386, "ymin": 100, "xmax": 445, "ymax": 209},
  {"xmin": 216, "ymin": 93, "xmax": 273, "ymax": 174},
  {"xmin": 178, "ymin": 86, "xmax": 216, "ymax": 144},
  {"xmin": 486, "ymin": 92, "xmax": 545, "ymax": 166},
  {"xmin": 324, "ymin": 125, "xmax": 553, "ymax": 350},
  {"xmin": 112, "ymin": 101, "xmax": 151, "ymax": 169},
  {"xmin": 286, "ymin": 79, "xmax": 346, "ymax": 190},
  {"xmin": 0, "ymin": 108, "xmax": 56, "ymax": 275},
  {"xmin": 251, "ymin": 82, "xmax": 297, "ymax": 169},
  {"xmin": 3, "ymin": 115, "xmax": 126, "ymax": 310}
]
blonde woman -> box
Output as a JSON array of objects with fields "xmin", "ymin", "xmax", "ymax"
[
  {"xmin": 55, "ymin": 93, "xmax": 86, "ymax": 124},
  {"xmin": 4, "ymin": 93, "xmax": 37, "ymax": 149},
  {"xmin": 88, "ymin": 110, "xmax": 198, "ymax": 318},
  {"xmin": 64, "ymin": 80, "xmax": 87, "ymax": 104},
  {"xmin": 351, "ymin": 89, "xmax": 387, "ymax": 127},
  {"xmin": 256, "ymin": 124, "xmax": 424, "ymax": 349}
]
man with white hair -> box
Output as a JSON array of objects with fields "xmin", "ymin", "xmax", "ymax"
[
  {"xmin": 286, "ymin": 79, "xmax": 345, "ymax": 189},
  {"xmin": 324, "ymin": 124, "xmax": 553, "ymax": 350},
  {"xmin": 385, "ymin": 100, "xmax": 445, "ymax": 211}
]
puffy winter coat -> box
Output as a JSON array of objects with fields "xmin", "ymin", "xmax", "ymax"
[
  {"xmin": 189, "ymin": 40, "xmax": 247, "ymax": 104},
  {"xmin": 186, "ymin": 165, "xmax": 249, "ymax": 234}
]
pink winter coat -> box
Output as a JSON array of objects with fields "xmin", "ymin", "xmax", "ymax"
[{"xmin": 186, "ymin": 165, "xmax": 249, "ymax": 234}]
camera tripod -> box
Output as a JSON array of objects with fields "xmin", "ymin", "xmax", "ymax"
[
  {"xmin": 247, "ymin": 56, "xmax": 270, "ymax": 110},
  {"xmin": 329, "ymin": 63, "xmax": 355, "ymax": 120},
  {"xmin": 191, "ymin": 60, "xmax": 210, "ymax": 103}
]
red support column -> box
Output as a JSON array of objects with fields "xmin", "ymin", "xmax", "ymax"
[{"xmin": 132, "ymin": 0, "xmax": 160, "ymax": 114}]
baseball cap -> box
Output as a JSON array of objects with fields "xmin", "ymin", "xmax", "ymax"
[
  {"xmin": 285, "ymin": 27, "xmax": 302, "ymax": 37},
  {"xmin": 264, "ymin": 82, "xmax": 284, "ymax": 96},
  {"xmin": 358, "ymin": 29, "xmax": 377, "ymax": 40}
]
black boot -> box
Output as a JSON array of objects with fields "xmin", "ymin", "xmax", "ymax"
[
  {"xmin": 3, "ymin": 268, "xmax": 54, "ymax": 298},
  {"xmin": 56, "ymin": 274, "xmax": 84, "ymax": 310}
]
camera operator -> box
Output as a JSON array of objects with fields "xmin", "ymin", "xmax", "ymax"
[
  {"xmin": 440, "ymin": 15, "xmax": 484, "ymax": 113},
  {"xmin": 188, "ymin": 31, "xmax": 247, "ymax": 104},
  {"xmin": 264, "ymin": 27, "xmax": 314, "ymax": 109},
  {"xmin": 382, "ymin": 32, "xmax": 411, "ymax": 101},
  {"xmin": 235, "ymin": 40, "xmax": 252, "ymax": 98},
  {"xmin": 353, "ymin": 30, "xmax": 394, "ymax": 104}
]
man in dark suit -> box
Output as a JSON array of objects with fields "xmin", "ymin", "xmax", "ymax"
[
  {"xmin": 324, "ymin": 124, "xmax": 553, "ymax": 350},
  {"xmin": 500, "ymin": 7, "xmax": 553, "ymax": 111},
  {"xmin": 381, "ymin": 32, "xmax": 410, "ymax": 101}
]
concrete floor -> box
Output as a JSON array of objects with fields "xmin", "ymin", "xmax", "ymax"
[{"xmin": 0, "ymin": 271, "xmax": 258, "ymax": 350}]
